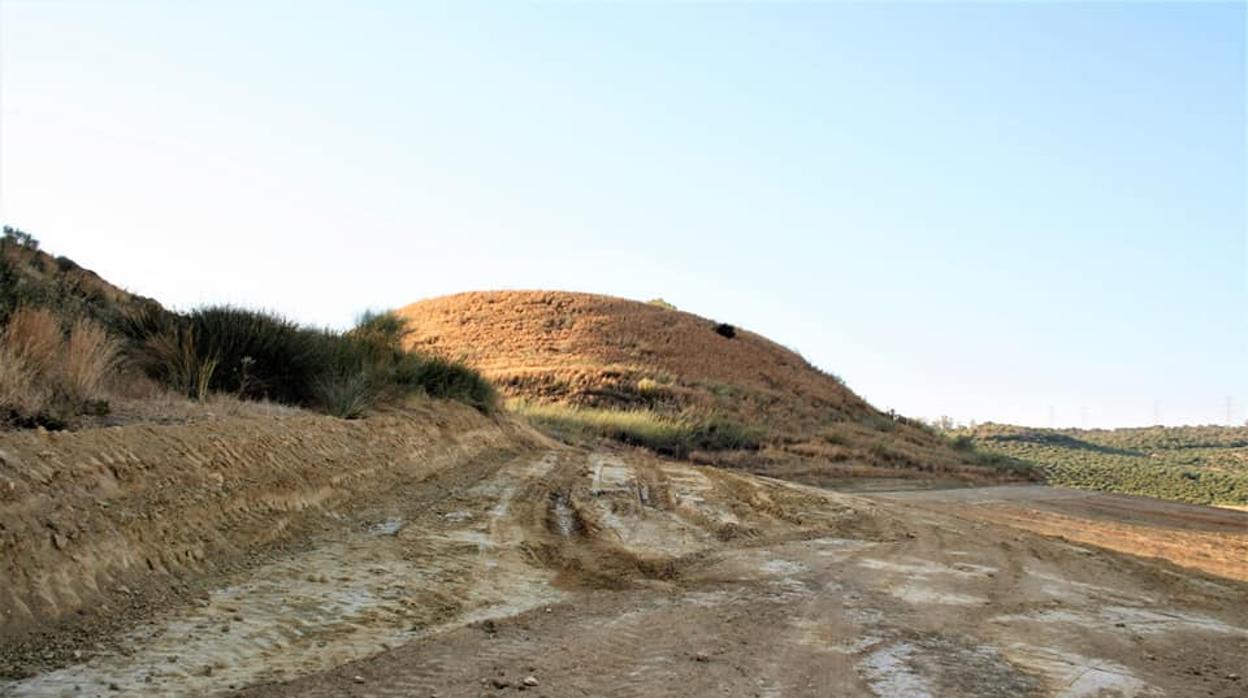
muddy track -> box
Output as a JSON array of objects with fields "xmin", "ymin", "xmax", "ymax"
[
  {"xmin": 234, "ymin": 489, "xmax": 1247, "ymax": 698},
  {"xmin": 3, "ymin": 417, "xmax": 1247, "ymax": 697}
]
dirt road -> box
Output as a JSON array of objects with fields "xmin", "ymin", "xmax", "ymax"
[{"xmin": 3, "ymin": 441, "xmax": 1245, "ymax": 697}]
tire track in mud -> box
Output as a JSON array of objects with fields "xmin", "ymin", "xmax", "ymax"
[
  {"xmin": 239, "ymin": 456, "xmax": 888, "ymax": 698},
  {"xmin": 0, "ymin": 450, "xmax": 567, "ymax": 697},
  {"xmin": 13, "ymin": 446, "xmax": 1248, "ymax": 697}
]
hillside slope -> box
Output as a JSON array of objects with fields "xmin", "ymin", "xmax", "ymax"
[
  {"xmin": 398, "ymin": 291, "xmax": 1020, "ymax": 482},
  {"xmin": 0, "ymin": 229, "xmax": 168, "ymax": 332}
]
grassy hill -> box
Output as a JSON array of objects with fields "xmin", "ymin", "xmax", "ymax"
[
  {"xmin": 959, "ymin": 423, "xmax": 1248, "ymax": 506},
  {"xmin": 398, "ymin": 291, "xmax": 1029, "ymax": 483}
]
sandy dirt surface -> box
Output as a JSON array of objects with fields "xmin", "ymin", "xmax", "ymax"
[
  {"xmin": 3, "ymin": 435, "xmax": 1245, "ymax": 698},
  {"xmin": 874, "ymin": 485, "xmax": 1248, "ymax": 583}
]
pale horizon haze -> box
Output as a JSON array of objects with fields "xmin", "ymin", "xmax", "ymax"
[{"xmin": 1, "ymin": 1, "xmax": 1244, "ymax": 429}]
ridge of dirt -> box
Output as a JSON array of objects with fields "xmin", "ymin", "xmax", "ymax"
[{"xmin": 0, "ymin": 402, "xmax": 543, "ymax": 677}]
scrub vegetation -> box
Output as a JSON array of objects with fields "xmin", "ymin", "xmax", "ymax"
[
  {"xmin": 0, "ymin": 229, "xmax": 495, "ymax": 428},
  {"xmin": 956, "ymin": 423, "xmax": 1248, "ymax": 506}
]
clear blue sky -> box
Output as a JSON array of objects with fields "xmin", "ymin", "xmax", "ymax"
[{"xmin": 1, "ymin": 1, "xmax": 1244, "ymax": 428}]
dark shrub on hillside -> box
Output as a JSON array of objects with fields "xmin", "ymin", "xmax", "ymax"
[
  {"xmin": 394, "ymin": 354, "xmax": 497, "ymax": 412},
  {"xmin": 188, "ymin": 306, "xmax": 326, "ymax": 403},
  {"xmin": 124, "ymin": 305, "xmax": 496, "ymax": 417},
  {"xmin": 688, "ymin": 416, "xmax": 763, "ymax": 451},
  {"xmin": 713, "ymin": 322, "xmax": 736, "ymax": 339}
]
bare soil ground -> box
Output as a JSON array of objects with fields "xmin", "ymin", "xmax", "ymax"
[
  {"xmin": 3, "ymin": 425, "xmax": 1244, "ymax": 697},
  {"xmin": 874, "ymin": 485, "xmax": 1248, "ymax": 583}
]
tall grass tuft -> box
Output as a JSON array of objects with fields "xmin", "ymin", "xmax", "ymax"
[
  {"xmin": 0, "ymin": 346, "xmax": 45, "ymax": 417},
  {"xmin": 60, "ymin": 318, "xmax": 120, "ymax": 405},
  {"xmin": 138, "ymin": 326, "xmax": 219, "ymax": 401},
  {"xmin": 3, "ymin": 306, "xmax": 61, "ymax": 378},
  {"xmin": 0, "ymin": 308, "xmax": 121, "ymax": 424}
]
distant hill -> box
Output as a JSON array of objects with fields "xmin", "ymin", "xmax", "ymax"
[
  {"xmin": 961, "ymin": 423, "xmax": 1248, "ymax": 506},
  {"xmin": 398, "ymin": 291, "xmax": 1026, "ymax": 483}
]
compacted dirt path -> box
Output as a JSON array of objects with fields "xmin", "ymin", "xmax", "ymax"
[{"xmin": 3, "ymin": 447, "xmax": 1246, "ymax": 697}]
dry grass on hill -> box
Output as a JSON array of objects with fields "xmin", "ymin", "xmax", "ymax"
[{"xmin": 398, "ymin": 291, "xmax": 1027, "ymax": 482}]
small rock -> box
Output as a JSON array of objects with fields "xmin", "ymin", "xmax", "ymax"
[
  {"xmin": 353, "ymin": 675, "xmax": 366, "ymax": 684},
  {"xmin": 107, "ymin": 683, "xmax": 121, "ymax": 692},
  {"xmin": 522, "ymin": 676, "xmax": 539, "ymax": 687},
  {"xmin": 490, "ymin": 678, "xmax": 510, "ymax": 689},
  {"xmin": 1227, "ymin": 673, "xmax": 1240, "ymax": 681},
  {"xmin": 694, "ymin": 652, "xmax": 710, "ymax": 663}
]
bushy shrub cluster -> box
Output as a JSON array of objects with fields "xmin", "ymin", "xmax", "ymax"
[{"xmin": 123, "ymin": 306, "xmax": 495, "ymax": 418}]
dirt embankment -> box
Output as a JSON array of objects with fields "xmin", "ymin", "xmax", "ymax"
[{"xmin": 0, "ymin": 403, "xmax": 541, "ymax": 673}]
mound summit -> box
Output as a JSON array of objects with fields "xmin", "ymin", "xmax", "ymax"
[{"xmin": 399, "ymin": 291, "xmax": 1017, "ymax": 482}]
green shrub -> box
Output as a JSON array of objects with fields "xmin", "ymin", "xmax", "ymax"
[
  {"xmin": 395, "ymin": 354, "xmax": 497, "ymax": 412},
  {"xmin": 951, "ymin": 434, "xmax": 975, "ymax": 451},
  {"xmin": 124, "ymin": 306, "xmax": 496, "ymax": 418},
  {"xmin": 186, "ymin": 306, "xmax": 324, "ymax": 403}
]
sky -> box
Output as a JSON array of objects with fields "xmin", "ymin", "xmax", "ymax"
[{"xmin": 0, "ymin": 1, "xmax": 1244, "ymax": 428}]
